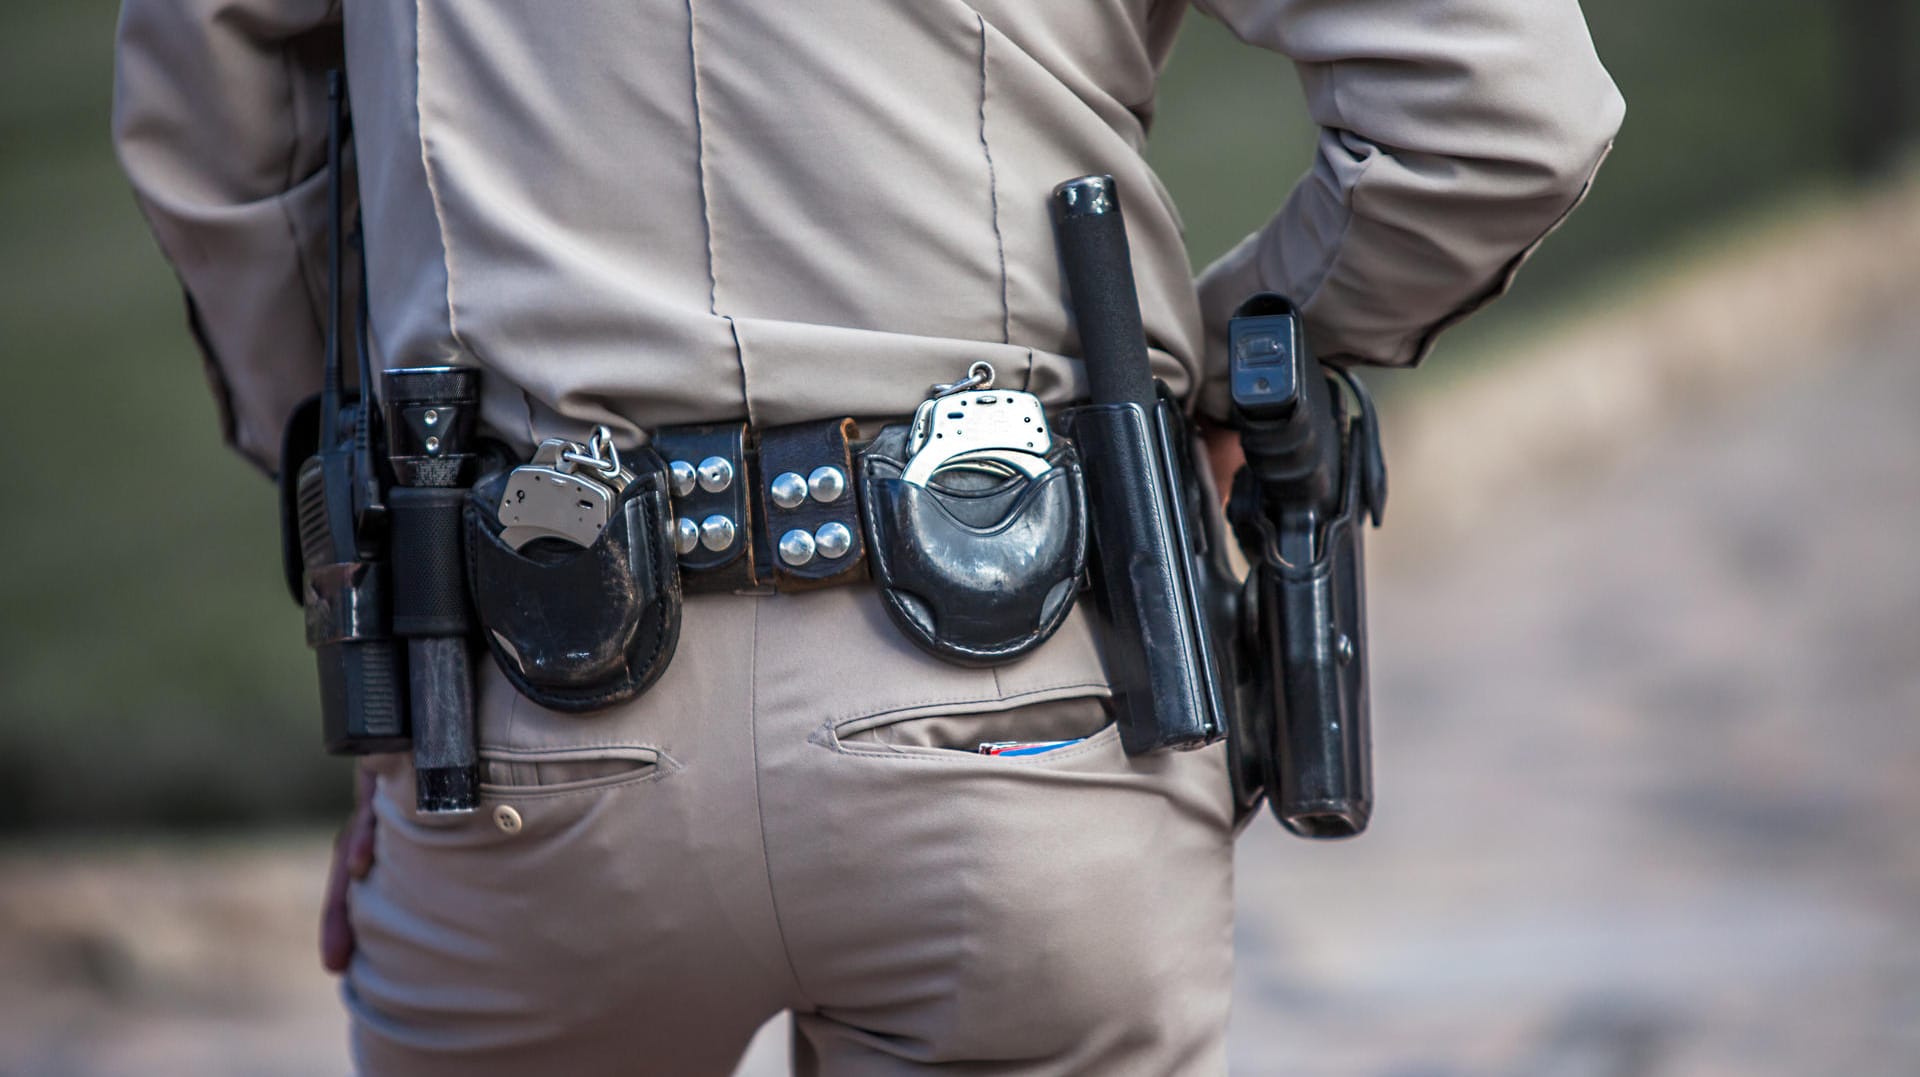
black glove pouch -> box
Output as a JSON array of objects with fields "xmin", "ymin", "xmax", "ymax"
[
  {"xmin": 857, "ymin": 425, "xmax": 1087, "ymax": 666},
  {"xmin": 464, "ymin": 449, "xmax": 683, "ymax": 713}
]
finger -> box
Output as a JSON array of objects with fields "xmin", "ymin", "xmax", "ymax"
[
  {"xmin": 346, "ymin": 762, "xmax": 379, "ymax": 879},
  {"xmin": 320, "ymin": 827, "xmax": 356, "ymax": 973},
  {"xmin": 355, "ymin": 760, "xmax": 378, "ymax": 807},
  {"xmin": 346, "ymin": 803, "xmax": 377, "ymax": 880},
  {"xmin": 1201, "ymin": 426, "xmax": 1245, "ymax": 507}
]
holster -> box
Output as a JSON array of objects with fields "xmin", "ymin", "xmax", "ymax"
[
  {"xmin": 858, "ymin": 424, "xmax": 1087, "ymax": 666},
  {"xmin": 1226, "ymin": 367, "xmax": 1385, "ymax": 838},
  {"xmin": 464, "ymin": 449, "xmax": 683, "ymax": 713},
  {"xmin": 1061, "ymin": 391, "xmax": 1234, "ymax": 755}
]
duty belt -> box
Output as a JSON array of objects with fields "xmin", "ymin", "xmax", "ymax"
[
  {"xmin": 459, "ymin": 362, "xmax": 1087, "ymax": 713},
  {"xmin": 654, "ymin": 418, "xmax": 870, "ymax": 594}
]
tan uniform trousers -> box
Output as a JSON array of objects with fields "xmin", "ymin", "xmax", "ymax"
[{"xmin": 347, "ymin": 587, "xmax": 1236, "ymax": 1075}]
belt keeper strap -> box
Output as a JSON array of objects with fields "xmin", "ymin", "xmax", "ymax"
[
  {"xmin": 389, "ymin": 485, "xmax": 473, "ymax": 637},
  {"xmin": 655, "ymin": 423, "xmax": 758, "ymax": 592},
  {"xmin": 757, "ymin": 418, "xmax": 868, "ymax": 591}
]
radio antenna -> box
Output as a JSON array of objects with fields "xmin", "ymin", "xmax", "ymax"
[{"xmin": 320, "ymin": 69, "xmax": 347, "ymax": 449}]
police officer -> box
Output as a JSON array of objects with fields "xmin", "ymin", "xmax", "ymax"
[{"xmin": 114, "ymin": 0, "xmax": 1621, "ymax": 1072}]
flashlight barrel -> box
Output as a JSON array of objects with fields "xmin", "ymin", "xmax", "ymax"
[{"xmin": 385, "ymin": 366, "xmax": 482, "ymax": 814}]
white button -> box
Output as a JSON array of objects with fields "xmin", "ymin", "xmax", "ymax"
[{"xmin": 493, "ymin": 804, "xmax": 523, "ymax": 834}]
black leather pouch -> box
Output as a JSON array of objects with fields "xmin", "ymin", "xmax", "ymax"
[
  {"xmin": 858, "ymin": 425, "xmax": 1087, "ymax": 666},
  {"xmin": 464, "ymin": 448, "xmax": 683, "ymax": 713}
]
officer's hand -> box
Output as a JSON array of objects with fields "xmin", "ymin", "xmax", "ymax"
[
  {"xmin": 321, "ymin": 762, "xmax": 377, "ymax": 974},
  {"xmin": 1201, "ymin": 424, "xmax": 1244, "ymax": 507}
]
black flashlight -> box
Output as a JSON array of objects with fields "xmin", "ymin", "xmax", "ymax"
[{"xmin": 384, "ymin": 365, "xmax": 482, "ymax": 814}]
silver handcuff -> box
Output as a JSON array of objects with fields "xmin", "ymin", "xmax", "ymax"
[
  {"xmin": 496, "ymin": 425, "xmax": 636, "ymax": 550},
  {"xmin": 902, "ymin": 362, "xmax": 1054, "ymax": 487}
]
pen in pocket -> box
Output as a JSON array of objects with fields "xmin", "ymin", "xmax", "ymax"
[{"xmin": 977, "ymin": 738, "xmax": 1084, "ymax": 757}]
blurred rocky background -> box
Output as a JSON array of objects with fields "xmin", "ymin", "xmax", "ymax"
[{"xmin": 2, "ymin": 0, "xmax": 1916, "ymax": 1073}]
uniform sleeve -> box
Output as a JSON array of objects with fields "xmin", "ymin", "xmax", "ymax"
[
  {"xmin": 1188, "ymin": 0, "xmax": 1624, "ymax": 418},
  {"xmin": 113, "ymin": 0, "xmax": 345, "ymax": 475}
]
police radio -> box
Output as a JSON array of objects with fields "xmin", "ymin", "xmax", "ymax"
[{"xmin": 289, "ymin": 71, "xmax": 408, "ymax": 755}]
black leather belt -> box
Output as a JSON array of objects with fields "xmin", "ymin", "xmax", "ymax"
[
  {"xmin": 653, "ymin": 418, "xmax": 873, "ymax": 594},
  {"xmin": 460, "ymin": 406, "xmax": 1089, "ymax": 714}
]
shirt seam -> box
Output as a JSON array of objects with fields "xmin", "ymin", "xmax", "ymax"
[
  {"xmin": 976, "ymin": 15, "xmax": 1010, "ymax": 346},
  {"xmin": 749, "ymin": 595, "xmax": 813, "ymax": 1007},
  {"xmin": 412, "ymin": 2, "xmax": 472, "ymax": 364},
  {"xmin": 275, "ymin": 44, "xmax": 325, "ymax": 354},
  {"xmin": 685, "ymin": 0, "xmax": 755, "ymax": 425}
]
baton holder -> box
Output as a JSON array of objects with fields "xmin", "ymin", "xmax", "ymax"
[{"xmin": 1064, "ymin": 393, "xmax": 1234, "ymax": 755}]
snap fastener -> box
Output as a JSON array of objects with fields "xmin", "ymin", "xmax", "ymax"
[
  {"xmin": 673, "ymin": 517, "xmax": 699, "ymax": 555},
  {"xmin": 669, "ymin": 460, "xmax": 697, "ymax": 498},
  {"xmin": 696, "ymin": 456, "xmax": 734, "ymax": 493},
  {"xmin": 493, "ymin": 804, "xmax": 523, "ymax": 834},
  {"xmin": 807, "ymin": 466, "xmax": 847, "ymax": 503},
  {"xmin": 779, "ymin": 528, "xmax": 816, "ymax": 566},
  {"xmin": 814, "ymin": 521, "xmax": 852, "ymax": 559},
  {"xmin": 770, "ymin": 471, "xmax": 808, "ymax": 510},
  {"xmin": 700, "ymin": 514, "xmax": 736, "ymax": 551}
]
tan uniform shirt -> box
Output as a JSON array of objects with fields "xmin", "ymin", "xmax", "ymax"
[{"xmin": 115, "ymin": 0, "xmax": 1621, "ymax": 476}]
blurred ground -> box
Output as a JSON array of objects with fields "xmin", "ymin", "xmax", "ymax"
[
  {"xmin": 4, "ymin": 193, "xmax": 1915, "ymax": 1073},
  {"xmin": 1223, "ymin": 308, "xmax": 1920, "ymax": 1076}
]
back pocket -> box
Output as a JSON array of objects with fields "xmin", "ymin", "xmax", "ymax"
[
  {"xmin": 835, "ymin": 693, "xmax": 1112, "ymax": 757},
  {"xmin": 479, "ymin": 744, "xmax": 665, "ymax": 796}
]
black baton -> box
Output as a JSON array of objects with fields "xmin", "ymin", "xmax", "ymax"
[
  {"xmin": 1052, "ymin": 176, "xmax": 1157, "ymax": 409},
  {"xmin": 1051, "ymin": 175, "xmax": 1229, "ymax": 754}
]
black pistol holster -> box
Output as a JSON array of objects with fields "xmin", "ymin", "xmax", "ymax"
[{"xmin": 1224, "ymin": 294, "xmax": 1388, "ymax": 839}]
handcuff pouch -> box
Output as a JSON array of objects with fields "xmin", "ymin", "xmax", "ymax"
[
  {"xmin": 857, "ymin": 425, "xmax": 1087, "ymax": 666},
  {"xmin": 464, "ymin": 448, "xmax": 683, "ymax": 713}
]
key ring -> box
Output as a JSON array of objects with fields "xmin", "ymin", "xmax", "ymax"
[{"xmin": 930, "ymin": 361, "xmax": 995, "ymax": 399}]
